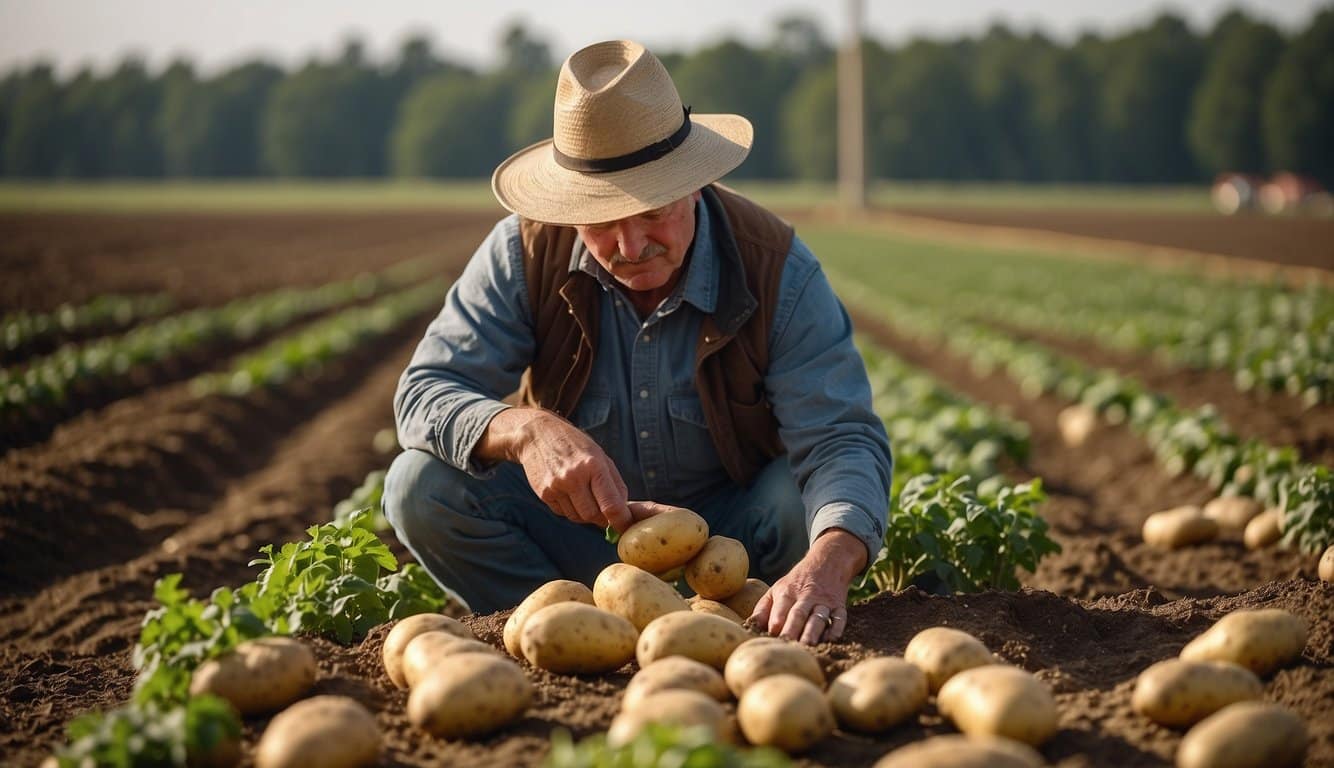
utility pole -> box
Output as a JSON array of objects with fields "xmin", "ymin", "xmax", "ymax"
[{"xmin": 838, "ymin": 0, "xmax": 867, "ymax": 211}]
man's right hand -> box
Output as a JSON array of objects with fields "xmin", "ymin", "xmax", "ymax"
[{"xmin": 476, "ymin": 407, "xmax": 633, "ymax": 531}]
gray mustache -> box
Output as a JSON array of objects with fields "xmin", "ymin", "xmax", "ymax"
[{"xmin": 610, "ymin": 242, "xmax": 667, "ymax": 266}]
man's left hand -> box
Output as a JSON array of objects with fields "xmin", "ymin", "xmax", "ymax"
[{"xmin": 748, "ymin": 528, "xmax": 867, "ymax": 645}]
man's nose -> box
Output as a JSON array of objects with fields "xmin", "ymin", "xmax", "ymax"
[{"xmin": 616, "ymin": 226, "xmax": 648, "ymax": 263}]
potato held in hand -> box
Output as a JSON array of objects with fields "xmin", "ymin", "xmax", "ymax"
[
  {"xmin": 190, "ymin": 637, "xmax": 316, "ymax": 715},
  {"xmin": 937, "ymin": 665, "xmax": 1058, "ymax": 747},
  {"xmin": 594, "ymin": 563, "xmax": 690, "ymax": 632},
  {"xmin": 408, "ymin": 653, "xmax": 533, "ymax": 739},
  {"xmin": 828, "ymin": 656, "xmax": 928, "ymax": 733},
  {"xmin": 904, "ymin": 626, "xmax": 994, "ymax": 693},
  {"xmin": 617, "ymin": 508, "xmax": 709, "ymax": 573},
  {"xmin": 521, "ymin": 602, "xmax": 638, "ymax": 674},
  {"xmin": 685, "ymin": 536, "xmax": 749, "ymax": 600},
  {"xmin": 1179, "ymin": 609, "xmax": 1307, "ymax": 676},
  {"xmin": 383, "ymin": 614, "xmax": 473, "ymax": 689},
  {"xmin": 1176, "ymin": 702, "xmax": 1307, "ymax": 768},
  {"xmin": 1131, "ymin": 659, "xmax": 1262, "ymax": 727},
  {"xmin": 737, "ymin": 674, "xmax": 835, "ymax": 754},
  {"xmin": 502, "ymin": 579, "xmax": 595, "ymax": 659},
  {"xmin": 255, "ymin": 696, "xmax": 380, "ymax": 768}
]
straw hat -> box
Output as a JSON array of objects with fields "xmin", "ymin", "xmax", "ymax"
[{"xmin": 491, "ymin": 40, "xmax": 753, "ymax": 226}]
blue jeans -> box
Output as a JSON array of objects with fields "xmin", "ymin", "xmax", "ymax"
[{"xmin": 382, "ymin": 449, "xmax": 809, "ymax": 614}]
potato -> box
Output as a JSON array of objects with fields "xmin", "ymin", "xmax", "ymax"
[
  {"xmin": 502, "ymin": 579, "xmax": 595, "ymax": 659},
  {"xmin": 1321, "ymin": 544, "xmax": 1334, "ymax": 582},
  {"xmin": 722, "ymin": 578, "xmax": 769, "ymax": 620},
  {"xmin": 1142, "ymin": 506, "xmax": 1219, "ymax": 549},
  {"xmin": 872, "ymin": 734, "xmax": 1045, "ymax": 768},
  {"xmin": 1057, "ymin": 403, "xmax": 1098, "ymax": 447},
  {"xmin": 608, "ymin": 689, "xmax": 731, "ymax": 746},
  {"xmin": 190, "ymin": 637, "xmax": 316, "ymax": 715},
  {"xmin": 1179, "ymin": 608, "xmax": 1308, "ymax": 676},
  {"xmin": 383, "ymin": 614, "xmax": 473, "ymax": 688},
  {"xmin": 827, "ymin": 656, "xmax": 928, "ymax": 733},
  {"xmin": 402, "ymin": 632, "xmax": 501, "ymax": 688},
  {"xmin": 624, "ymin": 655, "xmax": 730, "ymax": 711},
  {"xmin": 1202, "ymin": 496, "xmax": 1263, "ymax": 530},
  {"xmin": 255, "ymin": 695, "xmax": 380, "ymax": 768},
  {"xmin": 724, "ymin": 637, "xmax": 824, "ymax": 697},
  {"xmin": 520, "ymin": 602, "xmax": 638, "ymax": 673},
  {"xmin": 936, "ymin": 665, "xmax": 1058, "ymax": 746},
  {"xmin": 407, "ymin": 653, "xmax": 533, "ymax": 739},
  {"xmin": 637, "ymin": 610, "xmax": 753, "ymax": 670},
  {"xmin": 689, "ymin": 597, "xmax": 744, "ymax": 624},
  {"xmin": 904, "ymin": 626, "xmax": 995, "ymax": 693},
  {"xmin": 737, "ymin": 674, "xmax": 835, "ymax": 753},
  {"xmin": 594, "ymin": 562, "xmax": 691, "ymax": 631},
  {"xmin": 1131, "ymin": 659, "xmax": 1262, "ymax": 727},
  {"xmin": 1176, "ymin": 702, "xmax": 1307, "ymax": 768},
  {"xmin": 1243, "ymin": 508, "xmax": 1282, "ymax": 550},
  {"xmin": 618, "ymin": 508, "xmax": 710, "ymax": 573},
  {"xmin": 685, "ymin": 536, "xmax": 749, "ymax": 600}
]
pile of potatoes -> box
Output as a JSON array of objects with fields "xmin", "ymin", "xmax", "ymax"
[{"xmin": 1131, "ymin": 607, "xmax": 1310, "ymax": 768}]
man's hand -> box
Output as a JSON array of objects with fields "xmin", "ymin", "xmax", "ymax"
[
  {"xmin": 476, "ymin": 407, "xmax": 633, "ymax": 531},
  {"xmin": 749, "ymin": 528, "xmax": 867, "ymax": 645}
]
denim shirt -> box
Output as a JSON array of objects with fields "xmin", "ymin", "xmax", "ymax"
[{"xmin": 394, "ymin": 199, "xmax": 892, "ymax": 563}]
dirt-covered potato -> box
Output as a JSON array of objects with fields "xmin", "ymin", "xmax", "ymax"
[
  {"xmin": 255, "ymin": 695, "xmax": 380, "ymax": 768},
  {"xmin": 684, "ymin": 536, "xmax": 749, "ymax": 600},
  {"xmin": 1131, "ymin": 658, "xmax": 1262, "ymax": 727},
  {"xmin": 383, "ymin": 614, "xmax": 473, "ymax": 689},
  {"xmin": 502, "ymin": 579, "xmax": 595, "ymax": 659},
  {"xmin": 936, "ymin": 665, "xmax": 1058, "ymax": 747},
  {"xmin": 402, "ymin": 632, "xmax": 500, "ymax": 688},
  {"xmin": 1202, "ymin": 496, "xmax": 1263, "ymax": 531},
  {"xmin": 737, "ymin": 674, "xmax": 835, "ymax": 754},
  {"xmin": 520, "ymin": 602, "xmax": 638, "ymax": 673},
  {"xmin": 623, "ymin": 655, "xmax": 730, "ymax": 711},
  {"xmin": 1176, "ymin": 701, "xmax": 1307, "ymax": 768},
  {"xmin": 828, "ymin": 656, "xmax": 928, "ymax": 733},
  {"xmin": 1321, "ymin": 544, "xmax": 1334, "ymax": 582},
  {"xmin": 637, "ymin": 610, "xmax": 753, "ymax": 670},
  {"xmin": 721, "ymin": 578, "xmax": 769, "ymax": 620},
  {"xmin": 1142, "ymin": 506, "xmax": 1219, "ymax": 549},
  {"xmin": 594, "ymin": 562, "xmax": 691, "ymax": 631},
  {"xmin": 1179, "ymin": 608, "xmax": 1308, "ymax": 676},
  {"xmin": 872, "ymin": 734, "xmax": 1045, "ymax": 768},
  {"xmin": 189, "ymin": 637, "xmax": 316, "ymax": 715},
  {"xmin": 617, "ymin": 508, "xmax": 709, "ymax": 573},
  {"xmin": 407, "ymin": 653, "xmax": 533, "ymax": 739},
  {"xmin": 904, "ymin": 626, "xmax": 995, "ymax": 693},
  {"xmin": 1243, "ymin": 508, "xmax": 1282, "ymax": 550},
  {"xmin": 724, "ymin": 637, "xmax": 824, "ymax": 697},
  {"xmin": 608, "ymin": 689, "xmax": 731, "ymax": 746},
  {"xmin": 688, "ymin": 597, "xmax": 744, "ymax": 624}
]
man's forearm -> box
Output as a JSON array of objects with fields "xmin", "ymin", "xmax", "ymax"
[
  {"xmin": 811, "ymin": 527, "xmax": 869, "ymax": 583},
  {"xmin": 473, "ymin": 406, "xmax": 543, "ymax": 463}
]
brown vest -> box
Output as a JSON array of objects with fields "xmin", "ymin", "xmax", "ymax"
[{"xmin": 515, "ymin": 185, "xmax": 793, "ymax": 486}]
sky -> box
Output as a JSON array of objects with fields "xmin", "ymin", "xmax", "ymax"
[{"xmin": 0, "ymin": 0, "xmax": 1326, "ymax": 76}]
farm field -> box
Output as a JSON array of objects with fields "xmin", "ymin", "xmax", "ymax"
[{"xmin": 1, "ymin": 200, "xmax": 1331, "ymax": 767}]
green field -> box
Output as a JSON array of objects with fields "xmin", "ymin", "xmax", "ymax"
[{"xmin": 0, "ymin": 179, "xmax": 1215, "ymax": 214}]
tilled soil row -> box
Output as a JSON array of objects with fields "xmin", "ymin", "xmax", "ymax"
[{"xmin": 847, "ymin": 308, "xmax": 1318, "ymax": 599}]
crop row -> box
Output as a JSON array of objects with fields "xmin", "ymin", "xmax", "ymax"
[
  {"xmin": 2, "ymin": 292, "xmax": 176, "ymax": 360},
  {"xmin": 829, "ymin": 267, "xmax": 1332, "ymax": 553},
  {"xmin": 806, "ymin": 227, "xmax": 1334, "ymax": 406}
]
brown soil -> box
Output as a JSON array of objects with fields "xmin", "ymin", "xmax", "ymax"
[
  {"xmin": 894, "ymin": 206, "xmax": 1334, "ymax": 272},
  {"xmin": 1, "ymin": 211, "xmax": 1330, "ymax": 768}
]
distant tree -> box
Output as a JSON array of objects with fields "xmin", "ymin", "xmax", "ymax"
[
  {"xmin": 391, "ymin": 72, "xmax": 511, "ymax": 177},
  {"xmin": 162, "ymin": 60, "xmax": 281, "ymax": 176},
  {"xmin": 969, "ymin": 25, "xmax": 1043, "ymax": 180},
  {"xmin": 1096, "ymin": 15, "xmax": 1205, "ymax": 182},
  {"xmin": 1187, "ymin": 11, "xmax": 1283, "ymax": 176},
  {"xmin": 1263, "ymin": 8, "xmax": 1334, "ymax": 186},
  {"xmin": 506, "ymin": 70, "xmax": 557, "ymax": 151},
  {"xmin": 779, "ymin": 61, "xmax": 837, "ymax": 180},
  {"xmin": 772, "ymin": 14, "xmax": 832, "ymax": 71},
  {"xmin": 1026, "ymin": 44, "xmax": 1098, "ymax": 181},
  {"xmin": 499, "ymin": 21, "xmax": 553, "ymax": 75},
  {"xmin": 2, "ymin": 65, "xmax": 64, "ymax": 176}
]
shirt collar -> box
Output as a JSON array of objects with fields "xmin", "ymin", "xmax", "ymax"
[{"xmin": 568, "ymin": 197, "xmax": 719, "ymax": 315}]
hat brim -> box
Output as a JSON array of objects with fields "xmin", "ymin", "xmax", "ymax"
[{"xmin": 491, "ymin": 113, "xmax": 752, "ymax": 226}]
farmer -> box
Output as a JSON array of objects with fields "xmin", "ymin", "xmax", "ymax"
[{"xmin": 383, "ymin": 39, "xmax": 891, "ymax": 645}]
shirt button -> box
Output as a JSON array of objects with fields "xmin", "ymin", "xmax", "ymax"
[
  {"xmin": 639, "ymin": 430, "xmax": 650, "ymax": 439},
  {"xmin": 639, "ymin": 389, "xmax": 649, "ymax": 399},
  {"xmin": 642, "ymin": 334, "xmax": 651, "ymax": 342},
  {"xmin": 646, "ymin": 470, "xmax": 656, "ymax": 479},
  {"xmin": 615, "ymin": 300, "xmax": 623, "ymax": 307}
]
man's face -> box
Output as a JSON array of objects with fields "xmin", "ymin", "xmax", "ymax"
[{"xmin": 575, "ymin": 191, "xmax": 700, "ymax": 296}]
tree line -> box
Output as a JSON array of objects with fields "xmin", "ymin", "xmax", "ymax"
[{"xmin": 1, "ymin": 9, "xmax": 1331, "ymax": 186}]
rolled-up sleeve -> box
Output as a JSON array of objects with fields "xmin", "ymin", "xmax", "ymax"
[
  {"xmin": 394, "ymin": 215, "xmax": 534, "ymax": 475},
  {"xmin": 766, "ymin": 236, "xmax": 893, "ymax": 567}
]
